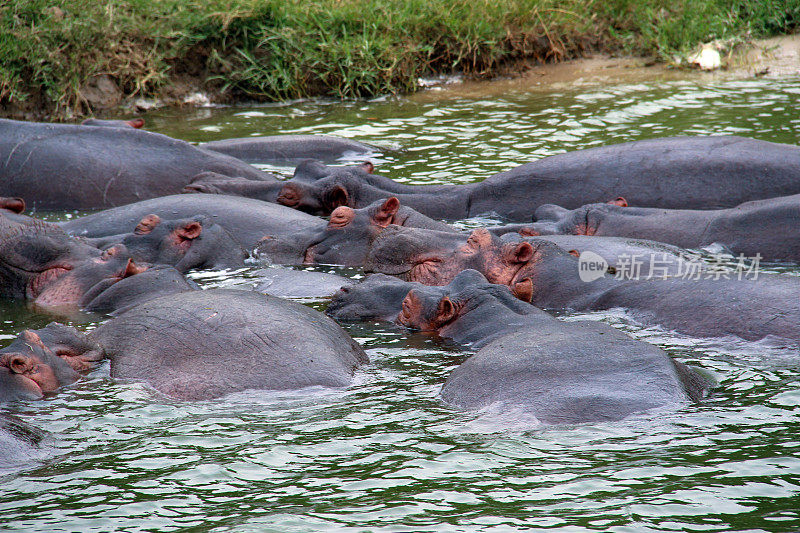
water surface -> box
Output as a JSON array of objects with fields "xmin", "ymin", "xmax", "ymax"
[{"xmin": 2, "ymin": 75, "xmax": 800, "ymax": 532}]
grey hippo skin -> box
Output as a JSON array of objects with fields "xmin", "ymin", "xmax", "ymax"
[
  {"xmin": 82, "ymin": 265, "xmax": 199, "ymax": 315},
  {"xmin": 200, "ymin": 135, "xmax": 379, "ymax": 164},
  {"xmin": 530, "ymin": 194, "xmax": 800, "ymax": 262},
  {"xmin": 255, "ymin": 268, "xmax": 353, "ymax": 299},
  {"xmin": 510, "ymin": 239, "xmax": 800, "ymax": 345},
  {"xmin": 89, "ymin": 289, "xmax": 368, "ymax": 400},
  {"xmin": 0, "ymin": 414, "xmax": 48, "ymax": 475},
  {"xmin": 330, "ymin": 270, "xmax": 708, "ymax": 424},
  {"xmin": 59, "ymin": 193, "xmax": 324, "ymax": 252},
  {"xmin": 0, "ymin": 119, "xmax": 274, "ymax": 209},
  {"xmin": 254, "ymin": 137, "xmax": 800, "ymax": 221}
]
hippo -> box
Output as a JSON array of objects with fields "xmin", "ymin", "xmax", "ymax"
[
  {"xmin": 59, "ymin": 193, "xmax": 323, "ymax": 252},
  {"xmin": 0, "ymin": 329, "xmax": 80, "ymax": 401},
  {"xmin": 88, "ymin": 289, "xmax": 368, "ymax": 400},
  {"xmin": 82, "ymin": 265, "xmax": 198, "ymax": 315},
  {"xmin": 0, "ymin": 414, "xmax": 48, "ymax": 475},
  {"xmin": 257, "ymin": 196, "xmax": 455, "ymax": 266},
  {"xmin": 86, "ymin": 214, "xmax": 248, "ymax": 272},
  {"xmin": 327, "ymin": 274, "xmax": 426, "ymax": 322},
  {"xmin": 0, "ymin": 218, "xmax": 146, "ymax": 312},
  {"xmin": 0, "ymin": 197, "xmax": 36, "ymax": 226},
  {"xmin": 256, "ymin": 268, "xmax": 353, "ymax": 299},
  {"xmin": 183, "ymin": 160, "xmax": 381, "ymax": 205},
  {"xmin": 0, "ymin": 118, "xmax": 273, "ymax": 209},
  {"xmin": 236, "ymin": 137, "xmax": 800, "ymax": 221},
  {"xmin": 509, "ymin": 239, "xmax": 800, "ymax": 345},
  {"xmin": 364, "ymin": 226, "xmax": 694, "ymax": 287},
  {"xmin": 530, "ymin": 194, "xmax": 800, "ymax": 262},
  {"xmin": 200, "ymin": 135, "xmax": 379, "ymax": 164},
  {"xmin": 81, "ymin": 117, "xmax": 145, "ymax": 128},
  {"xmin": 330, "ymin": 269, "xmax": 708, "ymax": 424}
]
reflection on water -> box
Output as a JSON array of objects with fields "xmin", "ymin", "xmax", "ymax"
[{"xmin": 2, "ymin": 76, "xmax": 800, "ymax": 532}]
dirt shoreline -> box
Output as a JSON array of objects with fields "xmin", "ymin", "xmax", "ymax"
[{"xmin": 4, "ymin": 34, "xmax": 799, "ymax": 123}]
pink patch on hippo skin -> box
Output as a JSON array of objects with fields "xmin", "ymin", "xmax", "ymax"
[
  {"xmin": 127, "ymin": 118, "xmax": 145, "ymax": 129},
  {"xmin": 574, "ymin": 224, "xmax": 597, "ymax": 236},
  {"xmin": 26, "ymin": 267, "xmax": 71, "ymax": 300},
  {"xmin": 0, "ymin": 197, "xmax": 25, "ymax": 214},
  {"xmin": 134, "ymin": 214, "xmax": 161, "ymax": 235},
  {"xmin": 607, "ymin": 197, "xmax": 628, "ymax": 207},
  {"xmin": 518, "ymin": 227, "xmax": 540, "ymax": 237}
]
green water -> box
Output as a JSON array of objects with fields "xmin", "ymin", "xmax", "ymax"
[{"xmin": 2, "ymin": 76, "xmax": 800, "ymax": 532}]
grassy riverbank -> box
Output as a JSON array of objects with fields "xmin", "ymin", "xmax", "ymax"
[{"xmin": 1, "ymin": 0, "xmax": 798, "ymax": 119}]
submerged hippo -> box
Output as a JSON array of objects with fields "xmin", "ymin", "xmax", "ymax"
[
  {"xmin": 236, "ymin": 137, "xmax": 800, "ymax": 221},
  {"xmin": 0, "ymin": 329, "xmax": 80, "ymax": 401},
  {"xmin": 510, "ymin": 239, "xmax": 800, "ymax": 345},
  {"xmin": 257, "ymin": 196, "xmax": 455, "ymax": 265},
  {"xmin": 0, "ymin": 218, "xmax": 146, "ymax": 312},
  {"xmin": 200, "ymin": 135, "xmax": 379, "ymax": 164},
  {"xmin": 0, "ymin": 119, "xmax": 273, "ymax": 209},
  {"xmin": 60, "ymin": 193, "xmax": 323, "ymax": 251},
  {"xmin": 0, "ymin": 414, "xmax": 48, "ymax": 475},
  {"xmin": 330, "ymin": 270, "xmax": 709, "ymax": 424},
  {"xmin": 89, "ymin": 289, "xmax": 368, "ymax": 400},
  {"xmin": 530, "ymin": 194, "xmax": 800, "ymax": 262},
  {"xmin": 86, "ymin": 214, "xmax": 247, "ymax": 272}
]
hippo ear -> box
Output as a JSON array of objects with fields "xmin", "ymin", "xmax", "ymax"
[
  {"xmin": 607, "ymin": 197, "xmax": 628, "ymax": 207},
  {"xmin": 135, "ymin": 214, "xmax": 161, "ymax": 235},
  {"xmin": 329, "ymin": 206, "xmax": 356, "ymax": 228},
  {"xmin": 126, "ymin": 118, "xmax": 145, "ymax": 129},
  {"xmin": 0, "ymin": 197, "xmax": 25, "ymax": 214},
  {"xmin": 360, "ymin": 161, "xmax": 375, "ymax": 174},
  {"xmin": 176, "ymin": 221, "xmax": 203, "ymax": 240},
  {"xmin": 435, "ymin": 296, "xmax": 457, "ymax": 326},
  {"xmin": 6, "ymin": 354, "xmax": 34, "ymax": 374},
  {"xmin": 21, "ymin": 330, "xmax": 46, "ymax": 351},
  {"xmin": 508, "ymin": 242, "xmax": 534, "ymax": 264},
  {"xmin": 373, "ymin": 197, "xmax": 400, "ymax": 227},
  {"xmin": 325, "ymin": 185, "xmax": 350, "ymax": 211}
]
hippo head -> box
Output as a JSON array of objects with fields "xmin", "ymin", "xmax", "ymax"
[
  {"xmin": 257, "ymin": 196, "xmax": 403, "ymax": 266},
  {"xmin": 326, "ymin": 274, "xmax": 421, "ymax": 321},
  {"xmin": 397, "ymin": 269, "xmax": 536, "ymax": 332},
  {"xmin": 81, "ymin": 117, "xmax": 145, "ymax": 129},
  {"xmin": 30, "ymin": 323, "xmax": 106, "ymax": 372},
  {"xmin": 276, "ymin": 162, "xmax": 374, "ymax": 215},
  {"xmin": 532, "ymin": 198, "xmax": 628, "ymax": 236},
  {"xmin": 0, "ymin": 330, "xmax": 80, "ymax": 402},
  {"xmin": 90, "ymin": 214, "xmax": 246, "ymax": 272},
  {"xmin": 364, "ymin": 226, "xmax": 536, "ymax": 288},
  {"xmin": 0, "ymin": 221, "xmax": 146, "ymax": 312},
  {"xmin": 505, "ymin": 238, "xmax": 594, "ymax": 305},
  {"xmin": 182, "ymin": 173, "xmax": 287, "ymax": 202}
]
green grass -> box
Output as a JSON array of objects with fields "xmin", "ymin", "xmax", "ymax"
[{"xmin": 1, "ymin": 0, "xmax": 798, "ymax": 119}]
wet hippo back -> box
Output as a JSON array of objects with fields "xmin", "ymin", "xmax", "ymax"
[
  {"xmin": 89, "ymin": 289, "xmax": 368, "ymax": 400},
  {"xmin": 201, "ymin": 135, "xmax": 379, "ymax": 164},
  {"xmin": 60, "ymin": 194, "xmax": 322, "ymax": 250},
  {"xmin": 0, "ymin": 119, "xmax": 273, "ymax": 209},
  {"xmin": 472, "ymin": 136, "xmax": 800, "ymax": 219}
]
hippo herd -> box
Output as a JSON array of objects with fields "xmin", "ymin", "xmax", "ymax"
[{"xmin": 2, "ymin": 115, "xmax": 800, "ymax": 467}]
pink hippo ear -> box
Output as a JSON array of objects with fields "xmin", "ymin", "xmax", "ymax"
[
  {"xmin": 176, "ymin": 221, "xmax": 203, "ymax": 240},
  {"xmin": 325, "ymin": 185, "xmax": 350, "ymax": 211},
  {"xmin": 373, "ymin": 197, "xmax": 400, "ymax": 227},
  {"xmin": 507, "ymin": 241, "xmax": 534, "ymax": 264},
  {"xmin": 5, "ymin": 353, "xmax": 35, "ymax": 375},
  {"xmin": 568, "ymin": 249, "xmax": 580, "ymax": 258},
  {"xmin": 329, "ymin": 206, "xmax": 356, "ymax": 228},
  {"xmin": 0, "ymin": 197, "xmax": 25, "ymax": 214},
  {"xmin": 607, "ymin": 197, "xmax": 628, "ymax": 207},
  {"xmin": 360, "ymin": 161, "xmax": 374, "ymax": 173},
  {"xmin": 126, "ymin": 118, "xmax": 145, "ymax": 129},
  {"xmin": 435, "ymin": 296, "xmax": 457, "ymax": 327},
  {"xmin": 135, "ymin": 214, "xmax": 161, "ymax": 235}
]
